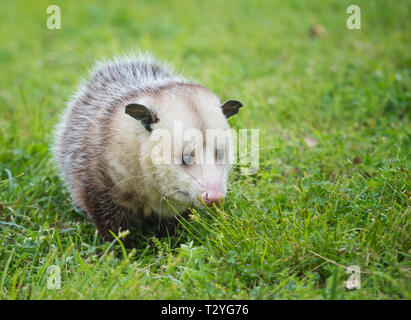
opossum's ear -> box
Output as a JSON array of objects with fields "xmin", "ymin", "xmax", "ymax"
[
  {"xmin": 125, "ymin": 103, "xmax": 158, "ymax": 132},
  {"xmin": 221, "ymin": 100, "xmax": 243, "ymax": 119}
]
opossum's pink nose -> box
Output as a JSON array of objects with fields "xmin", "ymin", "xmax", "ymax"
[{"xmin": 201, "ymin": 190, "xmax": 225, "ymax": 207}]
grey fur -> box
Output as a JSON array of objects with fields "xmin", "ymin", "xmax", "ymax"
[{"xmin": 53, "ymin": 53, "xmax": 191, "ymax": 240}]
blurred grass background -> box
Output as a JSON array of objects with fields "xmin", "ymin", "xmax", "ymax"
[{"xmin": 0, "ymin": 0, "xmax": 410, "ymax": 299}]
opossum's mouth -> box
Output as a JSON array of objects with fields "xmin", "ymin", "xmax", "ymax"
[
  {"xmin": 166, "ymin": 189, "xmax": 194, "ymax": 204},
  {"xmin": 175, "ymin": 190, "xmax": 190, "ymax": 197}
]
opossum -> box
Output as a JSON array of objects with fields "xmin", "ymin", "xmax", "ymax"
[{"xmin": 53, "ymin": 53, "xmax": 243, "ymax": 241}]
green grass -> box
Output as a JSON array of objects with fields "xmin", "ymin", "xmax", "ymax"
[{"xmin": 0, "ymin": 0, "xmax": 410, "ymax": 299}]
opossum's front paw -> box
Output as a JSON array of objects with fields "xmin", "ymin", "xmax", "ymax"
[{"xmin": 157, "ymin": 219, "xmax": 180, "ymax": 237}]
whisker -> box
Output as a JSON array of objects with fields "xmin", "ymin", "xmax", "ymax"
[
  {"xmin": 108, "ymin": 173, "xmax": 153, "ymax": 193},
  {"xmin": 182, "ymin": 167, "xmax": 203, "ymax": 188}
]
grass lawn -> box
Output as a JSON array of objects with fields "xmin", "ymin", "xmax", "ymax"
[{"xmin": 0, "ymin": 0, "xmax": 410, "ymax": 299}]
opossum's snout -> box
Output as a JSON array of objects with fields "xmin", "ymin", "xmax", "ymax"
[
  {"xmin": 201, "ymin": 190, "xmax": 225, "ymax": 207},
  {"xmin": 197, "ymin": 165, "xmax": 228, "ymax": 207}
]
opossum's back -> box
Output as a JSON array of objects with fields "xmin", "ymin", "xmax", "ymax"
[
  {"xmin": 58, "ymin": 54, "xmax": 188, "ymax": 141},
  {"xmin": 53, "ymin": 54, "xmax": 185, "ymax": 206},
  {"xmin": 83, "ymin": 54, "xmax": 186, "ymax": 105}
]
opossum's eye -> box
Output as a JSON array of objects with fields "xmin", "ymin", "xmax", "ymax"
[
  {"xmin": 221, "ymin": 100, "xmax": 243, "ymax": 119},
  {"xmin": 182, "ymin": 153, "xmax": 194, "ymax": 166},
  {"xmin": 216, "ymin": 149, "xmax": 225, "ymax": 162}
]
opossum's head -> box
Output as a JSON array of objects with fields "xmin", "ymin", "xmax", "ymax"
[{"xmin": 125, "ymin": 84, "xmax": 243, "ymax": 207}]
